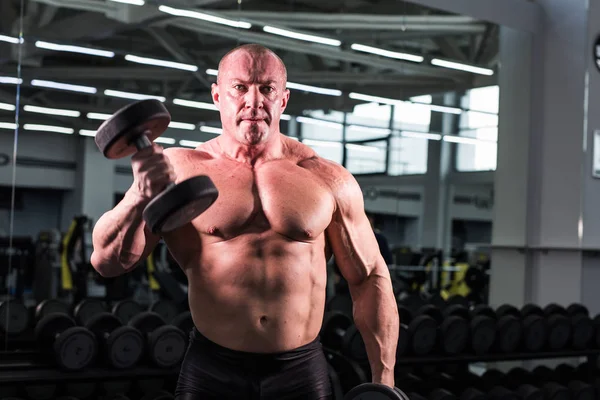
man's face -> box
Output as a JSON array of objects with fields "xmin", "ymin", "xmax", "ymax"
[{"xmin": 211, "ymin": 50, "xmax": 290, "ymax": 146}]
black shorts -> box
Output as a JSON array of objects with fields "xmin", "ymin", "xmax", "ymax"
[{"xmin": 175, "ymin": 328, "xmax": 333, "ymax": 400}]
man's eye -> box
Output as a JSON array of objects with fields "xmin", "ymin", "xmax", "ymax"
[
  {"xmin": 234, "ymin": 85, "xmax": 245, "ymax": 91},
  {"xmin": 262, "ymin": 87, "xmax": 274, "ymax": 93}
]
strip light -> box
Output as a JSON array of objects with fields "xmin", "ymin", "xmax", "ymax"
[
  {"xmin": 169, "ymin": 121, "xmax": 196, "ymax": 130},
  {"xmin": 303, "ymin": 139, "xmax": 341, "ymax": 148},
  {"xmin": 263, "ymin": 26, "xmax": 341, "ymax": 47},
  {"xmin": 0, "ymin": 77, "xmax": 23, "ymax": 85},
  {"xmin": 0, "ymin": 35, "xmax": 23, "ymax": 44},
  {"xmin": 431, "ymin": 58, "xmax": 494, "ymax": 76},
  {"xmin": 280, "ymin": 114, "xmax": 291, "ymax": 121},
  {"xmin": 24, "ymin": 124, "xmax": 74, "ymax": 134},
  {"xmin": 0, "ymin": 122, "xmax": 17, "ymax": 130},
  {"xmin": 35, "ymin": 41, "xmax": 114, "ymax": 58},
  {"xmin": 173, "ymin": 98, "xmax": 217, "ymax": 111},
  {"xmin": 0, "ymin": 102, "xmax": 16, "ymax": 112},
  {"xmin": 87, "ymin": 112, "xmax": 111, "ymax": 120},
  {"xmin": 286, "ymin": 82, "xmax": 342, "ymax": 97},
  {"xmin": 24, "ymin": 105, "xmax": 80, "ymax": 117},
  {"xmin": 347, "ymin": 125, "xmax": 391, "ymax": 135},
  {"xmin": 345, "ymin": 143, "xmax": 383, "ymax": 153},
  {"xmin": 104, "ymin": 89, "xmax": 166, "ymax": 102},
  {"xmin": 200, "ymin": 126, "xmax": 223, "ymax": 134},
  {"xmin": 351, "ymin": 44, "xmax": 423, "ymax": 63},
  {"xmin": 443, "ymin": 135, "xmax": 496, "ymax": 145},
  {"xmin": 155, "ymin": 137, "xmax": 176, "ymax": 144},
  {"xmin": 125, "ymin": 54, "xmax": 198, "ymax": 72},
  {"xmin": 31, "ymin": 79, "xmax": 97, "ymax": 94},
  {"xmin": 79, "ymin": 129, "xmax": 97, "ymax": 137},
  {"xmin": 296, "ymin": 116, "xmax": 343, "ymax": 129},
  {"xmin": 349, "ymin": 92, "xmax": 462, "ymax": 115},
  {"xmin": 400, "ymin": 131, "xmax": 442, "ymax": 141},
  {"xmin": 180, "ymin": 139, "xmax": 203, "ymax": 147},
  {"xmin": 159, "ymin": 5, "xmax": 252, "ymax": 29},
  {"xmin": 109, "ymin": 0, "xmax": 145, "ymax": 5},
  {"xmin": 206, "ymin": 69, "xmax": 218, "ymax": 76}
]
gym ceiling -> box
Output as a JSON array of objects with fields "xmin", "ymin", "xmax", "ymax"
[{"xmin": 0, "ymin": 0, "xmax": 499, "ymax": 133}]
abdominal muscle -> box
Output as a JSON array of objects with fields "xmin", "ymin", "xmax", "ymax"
[{"xmin": 168, "ymin": 232, "xmax": 329, "ymax": 353}]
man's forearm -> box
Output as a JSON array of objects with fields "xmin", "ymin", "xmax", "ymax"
[{"xmin": 349, "ymin": 264, "xmax": 399, "ymax": 386}]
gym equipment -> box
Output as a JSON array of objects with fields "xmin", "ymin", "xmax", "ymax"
[
  {"xmin": 112, "ymin": 299, "xmax": 144, "ymax": 324},
  {"xmin": 149, "ymin": 299, "xmax": 180, "ymax": 324},
  {"xmin": 321, "ymin": 311, "xmax": 368, "ymax": 362},
  {"xmin": 417, "ymin": 304, "xmax": 469, "ymax": 355},
  {"xmin": 0, "ymin": 299, "xmax": 29, "ymax": 336},
  {"xmin": 344, "ymin": 383, "xmax": 409, "ymax": 399},
  {"xmin": 324, "ymin": 348, "xmax": 368, "ymax": 394},
  {"xmin": 171, "ymin": 311, "xmax": 194, "ymax": 344},
  {"xmin": 506, "ymin": 367, "xmax": 571, "ymax": 400},
  {"xmin": 522, "ymin": 304, "xmax": 571, "ymax": 350},
  {"xmin": 35, "ymin": 298, "xmax": 71, "ymax": 321},
  {"xmin": 327, "ymin": 293, "xmax": 353, "ymax": 319},
  {"xmin": 443, "ymin": 304, "xmax": 495, "ymax": 355},
  {"xmin": 129, "ymin": 311, "xmax": 187, "ymax": 368},
  {"xmin": 545, "ymin": 303, "xmax": 593, "ymax": 349},
  {"xmin": 470, "ymin": 304, "xmax": 521, "ymax": 353},
  {"xmin": 531, "ymin": 365, "xmax": 595, "ymax": 400},
  {"xmin": 79, "ymin": 311, "xmax": 144, "ymax": 369},
  {"xmin": 34, "ymin": 312, "xmax": 97, "ymax": 370},
  {"xmin": 73, "ymin": 298, "xmax": 107, "ymax": 325},
  {"xmin": 94, "ymin": 99, "xmax": 219, "ymax": 233},
  {"xmin": 496, "ymin": 304, "xmax": 546, "ymax": 352},
  {"xmin": 396, "ymin": 304, "xmax": 437, "ymax": 356}
]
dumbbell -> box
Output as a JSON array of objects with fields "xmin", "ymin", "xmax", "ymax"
[
  {"xmin": 0, "ymin": 299, "xmax": 30, "ymax": 337},
  {"xmin": 73, "ymin": 298, "xmax": 108, "ymax": 324},
  {"xmin": 395, "ymin": 304, "xmax": 437, "ymax": 356},
  {"xmin": 496, "ymin": 304, "xmax": 546, "ymax": 352},
  {"xmin": 34, "ymin": 298, "xmax": 71, "ymax": 321},
  {"xmin": 112, "ymin": 299, "xmax": 144, "ymax": 324},
  {"xmin": 545, "ymin": 303, "xmax": 594, "ymax": 349},
  {"xmin": 128, "ymin": 311, "xmax": 187, "ymax": 368},
  {"xmin": 470, "ymin": 304, "xmax": 522, "ymax": 353},
  {"xmin": 94, "ymin": 99, "xmax": 219, "ymax": 233},
  {"xmin": 34, "ymin": 304, "xmax": 98, "ymax": 370},
  {"xmin": 320, "ymin": 311, "xmax": 368, "ymax": 363},
  {"xmin": 532, "ymin": 365, "xmax": 595, "ymax": 400},
  {"xmin": 443, "ymin": 304, "xmax": 495, "ymax": 355},
  {"xmin": 506, "ymin": 367, "xmax": 570, "ymax": 400},
  {"xmin": 149, "ymin": 299, "xmax": 180, "ymax": 324},
  {"xmin": 415, "ymin": 304, "xmax": 469, "ymax": 355},
  {"xmin": 480, "ymin": 369, "xmax": 544, "ymax": 400},
  {"xmin": 521, "ymin": 303, "xmax": 571, "ymax": 350},
  {"xmin": 344, "ymin": 383, "xmax": 410, "ymax": 400}
]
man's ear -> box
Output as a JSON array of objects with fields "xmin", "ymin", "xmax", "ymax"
[
  {"xmin": 281, "ymin": 88, "xmax": 290, "ymax": 110},
  {"xmin": 211, "ymin": 83, "xmax": 220, "ymax": 108}
]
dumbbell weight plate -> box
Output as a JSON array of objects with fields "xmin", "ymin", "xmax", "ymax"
[
  {"xmin": 35, "ymin": 299, "xmax": 70, "ymax": 320},
  {"xmin": 341, "ymin": 325, "xmax": 368, "ymax": 362},
  {"xmin": 171, "ymin": 311, "xmax": 194, "ymax": 336},
  {"xmin": 327, "ymin": 294, "xmax": 353, "ymax": 318},
  {"xmin": 35, "ymin": 314, "xmax": 97, "ymax": 370},
  {"xmin": 570, "ymin": 313, "xmax": 593, "ymax": 349},
  {"xmin": 516, "ymin": 385, "xmax": 543, "ymax": 400},
  {"xmin": 0, "ymin": 300, "xmax": 29, "ymax": 335},
  {"xmin": 112, "ymin": 299, "xmax": 143, "ymax": 324},
  {"xmin": 396, "ymin": 324, "xmax": 410, "ymax": 357},
  {"xmin": 74, "ymin": 298, "xmax": 107, "ymax": 325},
  {"xmin": 408, "ymin": 315, "xmax": 437, "ymax": 356},
  {"xmin": 470, "ymin": 313, "xmax": 496, "ymax": 355},
  {"xmin": 86, "ymin": 312, "xmax": 144, "ymax": 369},
  {"xmin": 440, "ymin": 306, "xmax": 469, "ymax": 355},
  {"xmin": 344, "ymin": 383, "xmax": 409, "ymax": 400},
  {"xmin": 148, "ymin": 324, "xmax": 187, "ymax": 368},
  {"xmin": 322, "ymin": 311, "xmax": 352, "ymax": 350},
  {"xmin": 546, "ymin": 314, "xmax": 571, "ymax": 350},
  {"xmin": 149, "ymin": 300, "xmax": 179, "ymax": 324}
]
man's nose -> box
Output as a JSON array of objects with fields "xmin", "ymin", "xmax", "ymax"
[{"xmin": 244, "ymin": 86, "xmax": 263, "ymax": 108}]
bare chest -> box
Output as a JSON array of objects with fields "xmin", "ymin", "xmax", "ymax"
[{"xmin": 169, "ymin": 158, "xmax": 335, "ymax": 242}]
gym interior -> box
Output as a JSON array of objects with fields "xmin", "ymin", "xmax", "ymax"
[{"xmin": 1, "ymin": 0, "xmax": 599, "ymax": 399}]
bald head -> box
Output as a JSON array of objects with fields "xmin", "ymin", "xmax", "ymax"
[{"xmin": 217, "ymin": 44, "xmax": 287, "ymax": 85}]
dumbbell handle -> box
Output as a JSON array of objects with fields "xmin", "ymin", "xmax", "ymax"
[{"xmin": 133, "ymin": 131, "xmax": 175, "ymax": 190}]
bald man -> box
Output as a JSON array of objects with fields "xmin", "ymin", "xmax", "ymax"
[{"xmin": 91, "ymin": 44, "xmax": 399, "ymax": 400}]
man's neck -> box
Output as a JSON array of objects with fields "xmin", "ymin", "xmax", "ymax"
[{"xmin": 216, "ymin": 131, "xmax": 285, "ymax": 167}]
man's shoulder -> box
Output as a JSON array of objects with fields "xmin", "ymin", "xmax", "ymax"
[
  {"xmin": 295, "ymin": 151, "xmax": 358, "ymax": 198},
  {"xmin": 163, "ymin": 143, "xmax": 215, "ymax": 164}
]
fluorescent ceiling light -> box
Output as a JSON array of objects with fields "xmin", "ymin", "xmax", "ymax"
[
  {"xmin": 350, "ymin": 92, "xmax": 462, "ymax": 115},
  {"xmin": 173, "ymin": 98, "xmax": 217, "ymax": 111},
  {"xmin": 125, "ymin": 54, "xmax": 198, "ymax": 72},
  {"xmin": 302, "ymin": 139, "xmax": 341, "ymax": 148},
  {"xmin": 0, "ymin": 35, "xmax": 23, "ymax": 44},
  {"xmin": 24, "ymin": 105, "xmax": 80, "ymax": 118},
  {"xmin": 263, "ymin": 26, "xmax": 341, "ymax": 47},
  {"xmin": 200, "ymin": 126, "xmax": 222, "ymax": 134},
  {"xmin": 0, "ymin": 122, "xmax": 17, "ymax": 130},
  {"xmin": 296, "ymin": 116, "xmax": 343, "ymax": 129},
  {"xmin": 351, "ymin": 43, "xmax": 423, "ymax": 63},
  {"xmin": 0, "ymin": 77, "xmax": 23, "ymax": 85},
  {"xmin": 345, "ymin": 143, "xmax": 382, "ymax": 153},
  {"xmin": 79, "ymin": 129, "xmax": 97, "ymax": 137},
  {"xmin": 286, "ymin": 82, "xmax": 342, "ymax": 96},
  {"xmin": 280, "ymin": 114, "xmax": 291, "ymax": 121},
  {"xmin": 428, "ymin": 104, "xmax": 462, "ymax": 115},
  {"xmin": 0, "ymin": 102, "xmax": 15, "ymax": 111},
  {"xmin": 443, "ymin": 135, "xmax": 496, "ymax": 145},
  {"xmin": 347, "ymin": 125, "xmax": 391, "ymax": 135},
  {"xmin": 169, "ymin": 121, "xmax": 196, "ymax": 130},
  {"xmin": 32, "ymin": 79, "xmax": 97, "ymax": 94},
  {"xmin": 159, "ymin": 5, "xmax": 251, "ymax": 29},
  {"xmin": 109, "ymin": 0, "xmax": 145, "ymax": 5},
  {"xmin": 24, "ymin": 124, "xmax": 74, "ymax": 134},
  {"xmin": 104, "ymin": 89, "xmax": 166, "ymax": 102},
  {"xmin": 431, "ymin": 58, "xmax": 494, "ymax": 76},
  {"xmin": 35, "ymin": 41, "xmax": 114, "ymax": 58},
  {"xmin": 155, "ymin": 137, "xmax": 176, "ymax": 145},
  {"xmin": 87, "ymin": 112, "xmax": 111, "ymax": 120},
  {"xmin": 206, "ymin": 69, "xmax": 218, "ymax": 76},
  {"xmin": 180, "ymin": 139, "xmax": 203, "ymax": 147},
  {"xmin": 400, "ymin": 131, "xmax": 442, "ymax": 141}
]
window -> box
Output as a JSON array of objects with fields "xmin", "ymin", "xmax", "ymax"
[
  {"xmin": 345, "ymin": 140, "xmax": 387, "ymax": 174},
  {"xmin": 456, "ymin": 86, "xmax": 499, "ymax": 171}
]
